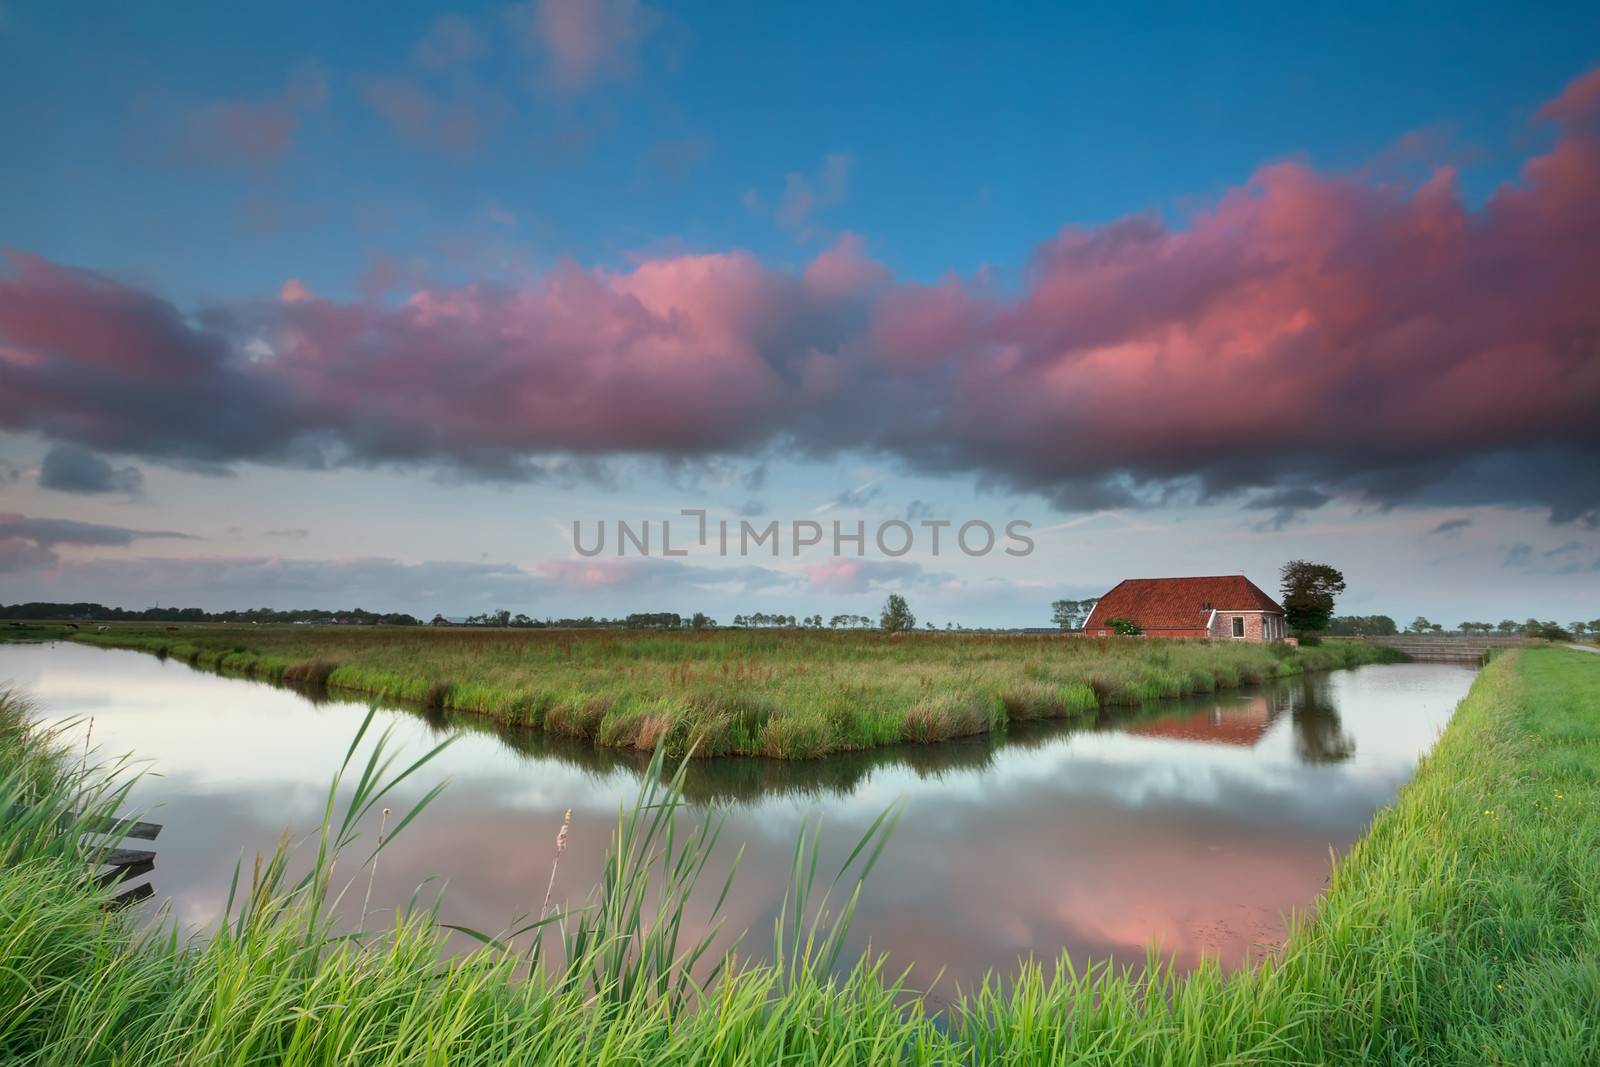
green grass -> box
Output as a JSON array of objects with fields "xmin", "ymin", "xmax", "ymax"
[
  {"xmin": 2, "ymin": 646, "xmax": 1597, "ymax": 1063},
  {"xmin": 45, "ymin": 623, "xmax": 1401, "ymax": 758}
]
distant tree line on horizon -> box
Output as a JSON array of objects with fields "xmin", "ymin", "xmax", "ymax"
[
  {"xmin": 0, "ymin": 602, "xmax": 421, "ymax": 626},
  {"xmin": 450, "ymin": 610, "xmax": 719, "ymax": 629},
  {"xmin": 10, "ymin": 599, "xmax": 1591, "ymax": 643},
  {"xmin": 1401, "ymin": 616, "xmax": 1596, "ymax": 641},
  {"xmin": 1322, "ymin": 614, "xmax": 1596, "ymax": 641}
]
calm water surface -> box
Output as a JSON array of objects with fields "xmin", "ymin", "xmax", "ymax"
[{"xmin": 3, "ymin": 642, "xmax": 1474, "ymax": 988}]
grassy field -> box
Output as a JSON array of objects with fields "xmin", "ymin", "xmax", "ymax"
[
  {"xmin": 42, "ymin": 623, "xmax": 1399, "ymax": 758},
  {"xmin": 1, "ymin": 646, "xmax": 1596, "ymax": 1063}
]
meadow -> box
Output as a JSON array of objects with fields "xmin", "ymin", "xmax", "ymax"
[
  {"xmin": 1, "ymin": 646, "xmax": 1596, "ymax": 1063},
  {"xmin": 56, "ymin": 623, "xmax": 1400, "ymax": 758}
]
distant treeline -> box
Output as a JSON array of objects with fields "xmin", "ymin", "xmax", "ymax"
[
  {"xmin": 452, "ymin": 611, "xmax": 716, "ymax": 629},
  {"xmin": 1324, "ymin": 615, "xmax": 1401, "ymax": 636},
  {"xmin": 1324, "ymin": 614, "xmax": 1597, "ymax": 640},
  {"xmin": 1, "ymin": 602, "xmax": 421, "ymax": 626}
]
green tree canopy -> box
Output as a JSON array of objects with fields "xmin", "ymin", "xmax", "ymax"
[
  {"xmin": 1051, "ymin": 598, "xmax": 1097, "ymax": 630},
  {"xmin": 880, "ymin": 593, "xmax": 915, "ymax": 634},
  {"xmin": 1279, "ymin": 560, "xmax": 1346, "ymax": 633}
]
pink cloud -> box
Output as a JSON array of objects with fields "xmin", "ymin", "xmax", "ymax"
[
  {"xmin": 803, "ymin": 233, "xmax": 891, "ymax": 299},
  {"xmin": 776, "ymin": 153, "xmax": 852, "ymax": 233},
  {"xmin": 1537, "ymin": 66, "xmax": 1600, "ymax": 129},
  {"xmin": 536, "ymin": 558, "xmax": 789, "ymax": 596},
  {"xmin": 806, "ymin": 558, "xmax": 925, "ymax": 595},
  {"xmin": 357, "ymin": 76, "xmax": 490, "ymax": 155},
  {"xmin": 0, "ymin": 537, "xmax": 58, "ymax": 573},
  {"xmin": 5, "ymin": 67, "xmax": 1600, "ymax": 522},
  {"xmin": 509, "ymin": 0, "xmax": 659, "ymax": 92},
  {"xmin": 178, "ymin": 65, "xmax": 327, "ymax": 168}
]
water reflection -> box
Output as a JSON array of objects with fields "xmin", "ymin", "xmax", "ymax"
[{"xmin": 2, "ymin": 641, "xmax": 1473, "ymax": 990}]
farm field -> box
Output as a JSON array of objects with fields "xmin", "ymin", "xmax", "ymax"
[{"xmin": 51, "ymin": 623, "xmax": 1402, "ymax": 758}]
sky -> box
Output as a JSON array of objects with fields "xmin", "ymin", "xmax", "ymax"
[{"xmin": 1, "ymin": 1, "xmax": 1598, "ymax": 627}]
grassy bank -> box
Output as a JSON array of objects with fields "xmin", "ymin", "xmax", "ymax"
[
  {"xmin": 2, "ymin": 647, "xmax": 1596, "ymax": 1063},
  {"xmin": 47, "ymin": 623, "xmax": 1399, "ymax": 758}
]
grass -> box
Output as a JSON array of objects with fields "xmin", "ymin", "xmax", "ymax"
[
  {"xmin": 2, "ymin": 646, "xmax": 1597, "ymax": 1063},
  {"xmin": 40, "ymin": 622, "xmax": 1401, "ymax": 758}
]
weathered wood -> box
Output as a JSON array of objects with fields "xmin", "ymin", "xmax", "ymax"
[
  {"xmin": 109, "ymin": 881, "xmax": 154, "ymax": 910},
  {"xmin": 69, "ymin": 812, "xmax": 163, "ymax": 840},
  {"xmin": 99, "ymin": 847, "xmax": 157, "ymax": 868},
  {"xmin": 5, "ymin": 805, "xmax": 162, "ymax": 904},
  {"xmin": 4, "ymin": 806, "xmax": 163, "ymax": 840},
  {"xmin": 96, "ymin": 855, "xmax": 155, "ymax": 887}
]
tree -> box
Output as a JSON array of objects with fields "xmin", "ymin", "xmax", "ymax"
[
  {"xmin": 1524, "ymin": 619, "xmax": 1572, "ymax": 641},
  {"xmin": 880, "ymin": 593, "xmax": 915, "ymax": 634},
  {"xmin": 1496, "ymin": 619, "xmax": 1518, "ymax": 634},
  {"xmin": 1279, "ymin": 561, "xmax": 1345, "ymax": 634},
  {"xmin": 1408, "ymin": 616, "xmax": 1434, "ymax": 634},
  {"xmin": 1107, "ymin": 617, "xmax": 1143, "ymax": 636},
  {"xmin": 1051, "ymin": 598, "xmax": 1097, "ymax": 631}
]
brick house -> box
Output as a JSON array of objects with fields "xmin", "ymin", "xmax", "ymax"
[{"xmin": 1081, "ymin": 575, "xmax": 1289, "ymax": 641}]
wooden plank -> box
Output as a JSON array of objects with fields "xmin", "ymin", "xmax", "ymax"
[
  {"xmin": 4, "ymin": 806, "xmax": 163, "ymax": 840},
  {"xmin": 99, "ymin": 847, "xmax": 157, "ymax": 868},
  {"xmin": 96, "ymin": 856, "xmax": 154, "ymax": 887},
  {"xmin": 108, "ymin": 882, "xmax": 154, "ymax": 911},
  {"xmin": 70, "ymin": 813, "xmax": 163, "ymax": 840}
]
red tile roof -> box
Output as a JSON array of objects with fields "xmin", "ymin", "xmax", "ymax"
[{"xmin": 1083, "ymin": 575, "xmax": 1284, "ymax": 632}]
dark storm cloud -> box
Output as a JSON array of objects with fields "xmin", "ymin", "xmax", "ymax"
[
  {"xmin": 0, "ymin": 514, "xmax": 194, "ymax": 548},
  {"xmin": 37, "ymin": 444, "xmax": 145, "ymax": 495},
  {"xmin": 0, "ymin": 512, "xmax": 196, "ymax": 573},
  {"xmin": 1245, "ymin": 487, "xmax": 1331, "ymax": 531}
]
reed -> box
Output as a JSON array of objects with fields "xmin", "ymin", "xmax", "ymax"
[{"xmin": 55, "ymin": 624, "xmax": 1402, "ymax": 759}]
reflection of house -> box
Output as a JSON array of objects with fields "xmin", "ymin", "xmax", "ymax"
[
  {"xmin": 1082, "ymin": 575, "xmax": 1288, "ymax": 641},
  {"xmin": 1125, "ymin": 695, "xmax": 1282, "ymax": 748}
]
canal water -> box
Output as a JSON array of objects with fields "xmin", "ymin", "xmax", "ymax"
[{"xmin": 2, "ymin": 641, "xmax": 1474, "ymax": 990}]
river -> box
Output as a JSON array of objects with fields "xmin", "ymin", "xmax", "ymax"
[{"xmin": 2, "ymin": 640, "xmax": 1474, "ymax": 991}]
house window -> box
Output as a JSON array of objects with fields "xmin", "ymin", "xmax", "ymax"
[{"xmin": 1232, "ymin": 616, "xmax": 1245, "ymax": 638}]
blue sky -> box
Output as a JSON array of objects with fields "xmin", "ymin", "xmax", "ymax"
[
  {"xmin": 8, "ymin": 1, "xmax": 1596, "ymax": 295},
  {"xmin": 1, "ymin": 2, "xmax": 1598, "ymax": 625}
]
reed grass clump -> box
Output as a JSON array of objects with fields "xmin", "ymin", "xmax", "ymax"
[{"xmin": 282, "ymin": 657, "xmax": 339, "ymax": 687}]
